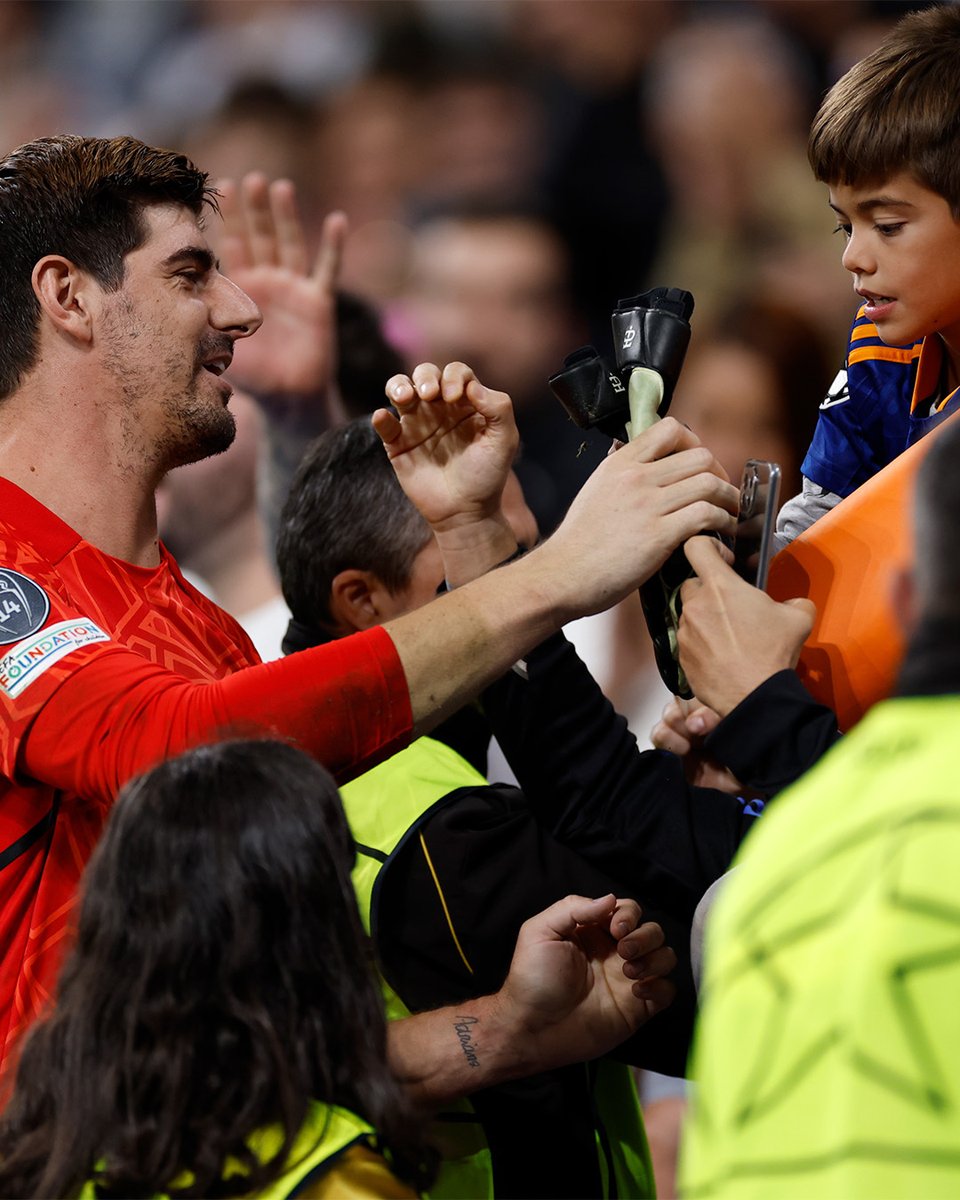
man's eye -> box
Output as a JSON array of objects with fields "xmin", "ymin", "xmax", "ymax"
[{"xmin": 832, "ymin": 223, "xmax": 852, "ymax": 240}]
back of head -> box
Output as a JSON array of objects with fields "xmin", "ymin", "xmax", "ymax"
[
  {"xmin": 0, "ymin": 134, "xmax": 215, "ymax": 399},
  {"xmin": 913, "ymin": 415, "xmax": 960, "ymax": 618},
  {"xmin": 808, "ymin": 5, "xmax": 960, "ymax": 211},
  {"xmin": 0, "ymin": 739, "xmax": 424, "ymax": 1198},
  {"xmin": 277, "ymin": 417, "xmax": 430, "ymax": 641}
]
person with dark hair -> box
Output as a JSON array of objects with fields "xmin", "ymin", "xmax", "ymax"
[
  {"xmin": 0, "ymin": 738, "xmax": 658, "ymax": 1200},
  {"xmin": 274, "ymin": 388, "xmax": 822, "ymax": 1197},
  {"xmin": 777, "ymin": 3, "xmax": 960, "ymax": 544},
  {"xmin": 0, "ymin": 136, "xmax": 736, "ymax": 1093}
]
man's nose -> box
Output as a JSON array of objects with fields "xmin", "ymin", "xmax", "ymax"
[{"xmin": 212, "ymin": 274, "xmax": 263, "ymax": 339}]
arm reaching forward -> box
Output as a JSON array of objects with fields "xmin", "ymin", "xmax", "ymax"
[
  {"xmin": 375, "ymin": 363, "xmax": 738, "ymax": 731},
  {"xmin": 677, "ymin": 536, "xmax": 816, "ymax": 717},
  {"xmin": 388, "ymin": 894, "xmax": 675, "ymax": 1109}
]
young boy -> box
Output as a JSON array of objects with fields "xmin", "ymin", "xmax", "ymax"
[{"xmin": 776, "ymin": 3, "xmax": 960, "ymax": 544}]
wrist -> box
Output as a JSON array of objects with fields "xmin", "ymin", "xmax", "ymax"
[{"xmin": 437, "ymin": 512, "xmax": 519, "ymax": 588}]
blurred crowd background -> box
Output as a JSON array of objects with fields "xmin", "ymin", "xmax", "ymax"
[
  {"xmin": 3, "ymin": 4, "xmax": 938, "ymax": 1188},
  {"xmin": 0, "ymin": 0, "xmax": 932, "ymax": 741}
]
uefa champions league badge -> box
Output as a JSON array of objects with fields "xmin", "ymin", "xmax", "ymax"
[{"xmin": 0, "ymin": 570, "xmax": 51, "ymax": 645}]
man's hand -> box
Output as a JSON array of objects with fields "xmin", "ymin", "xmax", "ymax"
[
  {"xmin": 651, "ymin": 696, "xmax": 745, "ymax": 793},
  {"xmin": 387, "ymin": 895, "xmax": 675, "ymax": 1108},
  {"xmin": 494, "ymin": 894, "xmax": 676, "ymax": 1072},
  {"xmin": 218, "ymin": 172, "xmax": 347, "ymax": 403},
  {"xmin": 527, "ymin": 418, "xmax": 739, "ymax": 620},
  {"xmin": 375, "ymin": 361, "xmax": 519, "ymax": 530},
  {"xmin": 678, "ymin": 535, "xmax": 816, "ymax": 717},
  {"xmin": 375, "ymin": 361, "xmax": 521, "ymax": 578}
]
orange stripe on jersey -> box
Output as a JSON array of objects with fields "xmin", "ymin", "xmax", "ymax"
[
  {"xmin": 848, "ymin": 345, "xmax": 920, "ymax": 367},
  {"xmin": 850, "ymin": 320, "xmax": 880, "ymax": 342}
]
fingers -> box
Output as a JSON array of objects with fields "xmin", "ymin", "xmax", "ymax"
[
  {"xmin": 240, "ymin": 172, "xmax": 279, "ymax": 267},
  {"xmin": 384, "ymin": 365, "xmax": 440, "ymax": 409},
  {"xmin": 525, "ymin": 894, "xmax": 619, "ymax": 943},
  {"xmin": 312, "ymin": 208, "xmax": 348, "ymax": 291},
  {"xmin": 650, "ymin": 696, "xmax": 721, "ymax": 754},
  {"xmin": 630, "ymin": 975, "xmax": 676, "ymax": 1010},
  {"xmin": 629, "ymin": 416, "xmax": 724, "ymax": 479},
  {"xmin": 384, "ymin": 362, "xmax": 514, "ymax": 424},
  {"xmin": 220, "ymin": 172, "xmax": 333, "ymax": 280},
  {"xmin": 785, "ymin": 596, "xmax": 817, "ymax": 630},
  {"xmin": 268, "ymin": 177, "xmax": 310, "ymax": 275},
  {"xmin": 371, "ymin": 406, "xmax": 401, "ymax": 447},
  {"xmin": 618, "ymin": 921, "xmax": 678, "ymax": 1000},
  {"xmin": 617, "ymin": 918, "xmax": 666, "ymax": 964},
  {"xmin": 609, "ymin": 898, "xmax": 642, "ymax": 939},
  {"xmin": 683, "ymin": 533, "xmax": 738, "ymax": 579},
  {"xmin": 621, "ymin": 944, "xmax": 677, "ymax": 984}
]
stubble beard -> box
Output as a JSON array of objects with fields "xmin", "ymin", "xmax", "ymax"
[{"xmin": 101, "ymin": 303, "xmax": 238, "ymax": 474}]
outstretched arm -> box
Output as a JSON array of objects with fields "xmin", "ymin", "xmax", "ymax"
[{"xmin": 387, "ymin": 895, "xmax": 675, "ymax": 1109}]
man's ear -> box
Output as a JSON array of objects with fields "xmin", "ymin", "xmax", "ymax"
[
  {"xmin": 31, "ymin": 256, "xmax": 96, "ymax": 344},
  {"xmin": 329, "ymin": 569, "xmax": 396, "ymax": 633}
]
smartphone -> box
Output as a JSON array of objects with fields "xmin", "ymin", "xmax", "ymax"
[{"xmin": 735, "ymin": 460, "xmax": 781, "ymax": 590}]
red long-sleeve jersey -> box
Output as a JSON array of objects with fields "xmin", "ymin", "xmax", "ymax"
[{"xmin": 0, "ymin": 479, "xmax": 412, "ymax": 1071}]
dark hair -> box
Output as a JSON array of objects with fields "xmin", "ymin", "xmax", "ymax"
[
  {"xmin": 277, "ymin": 417, "xmax": 431, "ymax": 637},
  {"xmin": 0, "ymin": 740, "xmax": 430, "ymax": 1198},
  {"xmin": 335, "ymin": 292, "xmax": 408, "ymax": 419},
  {"xmin": 808, "ymin": 5, "xmax": 960, "ymax": 212},
  {"xmin": 0, "ymin": 135, "xmax": 217, "ymax": 399}
]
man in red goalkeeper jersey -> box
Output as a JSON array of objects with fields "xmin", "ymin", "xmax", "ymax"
[{"xmin": 0, "ymin": 135, "xmax": 737, "ymax": 1087}]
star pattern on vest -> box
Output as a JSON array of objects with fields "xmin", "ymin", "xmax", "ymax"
[{"xmin": 692, "ymin": 801, "xmax": 960, "ymax": 1188}]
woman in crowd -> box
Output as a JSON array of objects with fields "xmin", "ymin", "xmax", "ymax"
[{"xmin": 0, "ymin": 739, "xmax": 431, "ymax": 1199}]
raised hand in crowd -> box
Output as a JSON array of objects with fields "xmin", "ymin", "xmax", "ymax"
[
  {"xmin": 376, "ymin": 360, "xmax": 521, "ymax": 581},
  {"xmin": 219, "ymin": 172, "xmax": 346, "ymax": 406},
  {"xmin": 377, "ymin": 361, "xmax": 740, "ymax": 599}
]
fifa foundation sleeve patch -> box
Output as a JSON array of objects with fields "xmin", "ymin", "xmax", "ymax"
[{"xmin": 0, "ymin": 605, "xmax": 109, "ymax": 698}]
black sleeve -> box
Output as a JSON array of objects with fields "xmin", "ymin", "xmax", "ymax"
[
  {"xmin": 375, "ymin": 782, "xmax": 698, "ymax": 1077},
  {"xmin": 479, "ymin": 632, "xmax": 755, "ymax": 914},
  {"xmin": 704, "ymin": 669, "xmax": 842, "ymax": 794}
]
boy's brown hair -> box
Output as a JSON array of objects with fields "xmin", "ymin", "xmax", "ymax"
[
  {"xmin": 808, "ymin": 4, "xmax": 960, "ymax": 214},
  {"xmin": 0, "ymin": 135, "xmax": 217, "ymax": 400}
]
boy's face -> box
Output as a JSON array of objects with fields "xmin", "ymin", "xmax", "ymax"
[{"xmin": 829, "ymin": 172, "xmax": 960, "ymax": 356}]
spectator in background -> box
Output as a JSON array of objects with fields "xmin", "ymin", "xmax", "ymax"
[
  {"xmin": 182, "ymin": 79, "xmax": 326, "ymax": 242},
  {"xmin": 670, "ymin": 298, "xmax": 832, "ymax": 502},
  {"xmin": 396, "ymin": 202, "xmax": 599, "ymax": 535},
  {"xmin": 643, "ymin": 13, "xmax": 853, "ymax": 362},
  {"xmin": 510, "ymin": 0, "xmax": 675, "ymax": 349},
  {"xmin": 157, "ymin": 389, "xmax": 287, "ymax": 661}
]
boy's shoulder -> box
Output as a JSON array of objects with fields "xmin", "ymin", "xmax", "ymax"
[{"xmin": 800, "ymin": 308, "xmax": 921, "ymax": 497}]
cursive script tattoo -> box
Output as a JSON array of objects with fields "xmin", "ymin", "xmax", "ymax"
[{"xmin": 453, "ymin": 1015, "xmax": 480, "ymax": 1068}]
